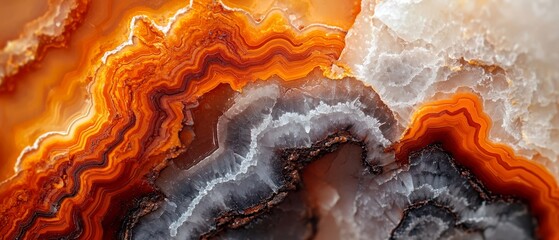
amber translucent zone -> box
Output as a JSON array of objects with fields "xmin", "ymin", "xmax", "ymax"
[{"xmin": 393, "ymin": 93, "xmax": 559, "ymax": 239}]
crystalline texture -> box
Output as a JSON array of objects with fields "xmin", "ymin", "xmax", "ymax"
[
  {"xmin": 341, "ymin": 0, "xmax": 559, "ymax": 174},
  {"xmin": 132, "ymin": 76, "xmax": 400, "ymax": 239},
  {"xmin": 133, "ymin": 76, "xmax": 535, "ymax": 239}
]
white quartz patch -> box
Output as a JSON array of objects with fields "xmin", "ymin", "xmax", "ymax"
[{"xmin": 340, "ymin": 0, "xmax": 559, "ymax": 175}]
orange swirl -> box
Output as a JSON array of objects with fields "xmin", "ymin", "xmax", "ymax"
[
  {"xmin": 0, "ymin": 0, "xmax": 350, "ymax": 238},
  {"xmin": 393, "ymin": 93, "xmax": 559, "ymax": 239}
]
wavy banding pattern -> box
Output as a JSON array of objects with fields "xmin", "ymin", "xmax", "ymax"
[
  {"xmin": 390, "ymin": 145, "xmax": 534, "ymax": 239},
  {"xmin": 393, "ymin": 93, "xmax": 559, "ymax": 239},
  {"xmin": 133, "ymin": 77, "xmax": 399, "ymax": 239},
  {"xmin": 217, "ymin": 143, "xmax": 536, "ymax": 240},
  {"xmin": 0, "ymin": 1, "xmax": 346, "ymax": 238},
  {"xmin": 0, "ymin": 0, "xmax": 558, "ymax": 239},
  {"xmin": 133, "ymin": 78, "xmax": 538, "ymax": 239}
]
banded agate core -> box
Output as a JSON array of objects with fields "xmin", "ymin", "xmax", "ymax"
[
  {"xmin": 0, "ymin": 0, "xmax": 558, "ymax": 239},
  {"xmin": 135, "ymin": 77, "xmax": 399, "ymax": 238},
  {"xmin": 133, "ymin": 77, "xmax": 535, "ymax": 240}
]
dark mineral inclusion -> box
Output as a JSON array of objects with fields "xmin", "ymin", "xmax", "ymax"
[
  {"xmin": 217, "ymin": 144, "xmax": 536, "ymax": 240},
  {"xmin": 131, "ymin": 77, "xmax": 536, "ymax": 240}
]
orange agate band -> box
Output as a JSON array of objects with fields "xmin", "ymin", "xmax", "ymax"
[{"xmin": 393, "ymin": 93, "xmax": 559, "ymax": 239}]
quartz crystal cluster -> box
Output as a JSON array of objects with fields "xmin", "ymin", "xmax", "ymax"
[{"xmin": 0, "ymin": 0, "xmax": 558, "ymax": 239}]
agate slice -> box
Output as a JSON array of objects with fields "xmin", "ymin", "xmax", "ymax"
[{"xmin": 0, "ymin": 0, "xmax": 558, "ymax": 240}]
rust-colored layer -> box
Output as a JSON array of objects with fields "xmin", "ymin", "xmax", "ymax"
[
  {"xmin": 393, "ymin": 93, "xmax": 559, "ymax": 239},
  {"xmin": 0, "ymin": 0, "xmax": 349, "ymax": 238},
  {"xmin": 0, "ymin": 0, "xmax": 188, "ymax": 181}
]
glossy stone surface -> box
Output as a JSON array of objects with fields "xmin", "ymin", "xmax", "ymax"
[{"xmin": 0, "ymin": 0, "xmax": 558, "ymax": 239}]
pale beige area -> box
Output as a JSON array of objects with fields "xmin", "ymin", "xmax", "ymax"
[
  {"xmin": 0, "ymin": 0, "xmax": 48, "ymax": 48},
  {"xmin": 0, "ymin": 0, "xmax": 81, "ymax": 82},
  {"xmin": 220, "ymin": 0, "xmax": 360, "ymax": 30}
]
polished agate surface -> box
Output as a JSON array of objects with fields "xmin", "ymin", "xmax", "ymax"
[{"xmin": 0, "ymin": 0, "xmax": 558, "ymax": 239}]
